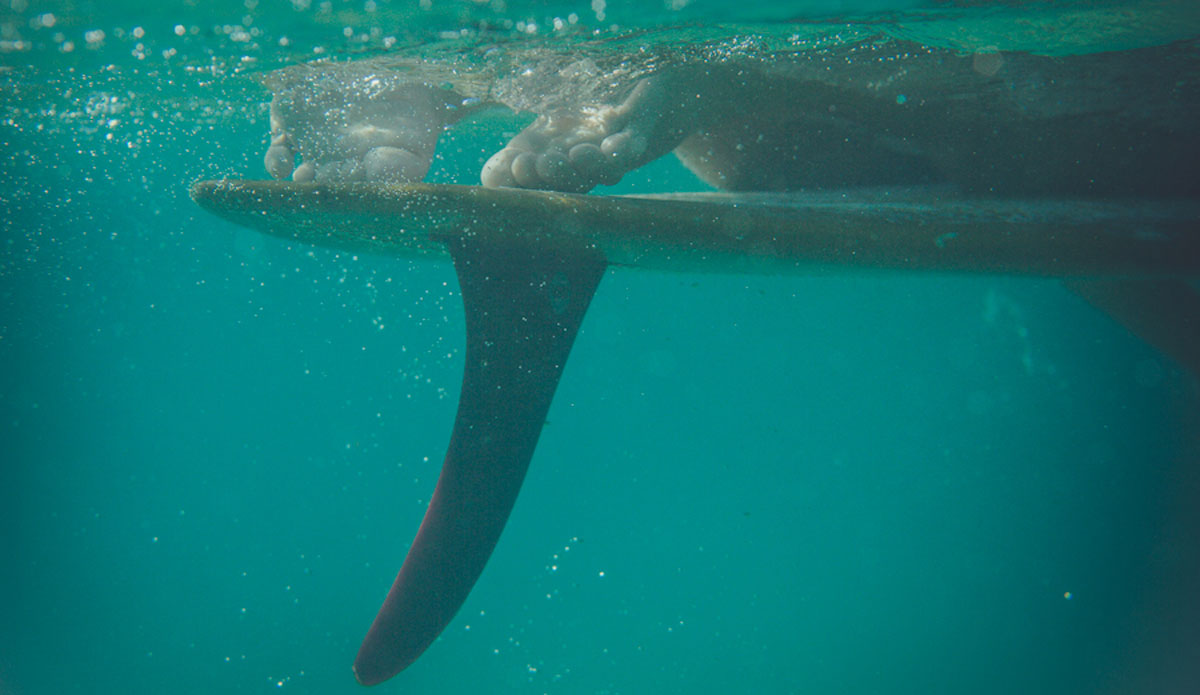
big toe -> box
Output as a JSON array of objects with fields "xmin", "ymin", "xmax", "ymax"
[
  {"xmin": 569, "ymin": 142, "xmax": 622, "ymax": 186},
  {"xmin": 363, "ymin": 146, "xmax": 429, "ymax": 183},
  {"xmin": 600, "ymin": 130, "xmax": 647, "ymax": 168},
  {"xmin": 481, "ymin": 147, "xmax": 521, "ymax": 188},
  {"xmin": 293, "ymin": 161, "xmax": 316, "ymax": 182},
  {"xmin": 534, "ymin": 150, "xmax": 584, "ymax": 191}
]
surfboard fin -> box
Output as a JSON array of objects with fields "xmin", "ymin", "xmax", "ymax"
[{"xmin": 352, "ymin": 237, "xmax": 606, "ymax": 686}]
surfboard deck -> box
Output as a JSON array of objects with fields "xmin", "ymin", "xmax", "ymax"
[{"xmin": 191, "ymin": 180, "xmax": 1200, "ymax": 278}]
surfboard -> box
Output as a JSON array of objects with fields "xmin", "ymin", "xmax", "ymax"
[
  {"xmin": 191, "ymin": 179, "xmax": 1200, "ymax": 686},
  {"xmin": 191, "ymin": 180, "xmax": 1200, "ymax": 278}
]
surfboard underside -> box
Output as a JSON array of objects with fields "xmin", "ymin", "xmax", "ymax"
[
  {"xmin": 191, "ymin": 181, "xmax": 1200, "ymax": 278},
  {"xmin": 190, "ymin": 179, "xmax": 1199, "ymax": 686}
]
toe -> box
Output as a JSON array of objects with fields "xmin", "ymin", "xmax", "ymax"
[
  {"xmin": 571, "ymin": 141, "xmax": 623, "ymax": 187},
  {"xmin": 511, "ymin": 152, "xmax": 540, "ymax": 187},
  {"xmin": 264, "ymin": 134, "xmax": 295, "ymax": 180},
  {"xmin": 481, "ymin": 148, "xmax": 520, "ymax": 188},
  {"xmin": 363, "ymin": 146, "xmax": 428, "ymax": 183},
  {"xmin": 265, "ymin": 145, "xmax": 294, "ymax": 180},
  {"xmin": 568, "ymin": 143, "xmax": 605, "ymax": 175},
  {"xmin": 293, "ymin": 161, "xmax": 316, "ymax": 182},
  {"xmin": 600, "ymin": 130, "xmax": 648, "ymax": 167},
  {"xmin": 535, "ymin": 150, "xmax": 587, "ymax": 191}
]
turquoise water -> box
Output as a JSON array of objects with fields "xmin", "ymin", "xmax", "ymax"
[{"xmin": 3, "ymin": 1, "xmax": 1199, "ymax": 693}]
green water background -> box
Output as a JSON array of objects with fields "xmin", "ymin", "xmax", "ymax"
[{"xmin": 2, "ymin": 1, "xmax": 1199, "ymax": 693}]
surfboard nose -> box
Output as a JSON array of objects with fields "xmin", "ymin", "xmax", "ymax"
[{"xmin": 353, "ymin": 238, "xmax": 606, "ymax": 685}]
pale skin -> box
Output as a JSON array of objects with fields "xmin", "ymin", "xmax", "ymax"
[
  {"xmin": 263, "ymin": 43, "xmax": 1199, "ymax": 198},
  {"xmin": 264, "ymin": 78, "xmax": 473, "ymax": 185},
  {"xmin": 264, "ymin": 67, "xmax": 724, "ymax": 193},
  {"xmin": 263, "ymin": 63, "xmax": 932, "ymax": 193}
]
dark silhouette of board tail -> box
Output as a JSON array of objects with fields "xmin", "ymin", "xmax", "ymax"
[
  {"xmin": 1063, "ymin": 278, "xmax": 1200, "ymax": 378},
  {"xmin": 352, "ymin": 237, "xmax": 606, "ymax": 686}
]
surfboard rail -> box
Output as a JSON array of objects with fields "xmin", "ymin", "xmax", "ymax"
[{"xmin": 190, "ymin": 180, "xmax": 1200, "ymax": 278}]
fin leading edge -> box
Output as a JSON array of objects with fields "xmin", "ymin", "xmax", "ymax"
[{"xmin": 352, "ymin": 237, "xmax": 606, "ymax": 686}]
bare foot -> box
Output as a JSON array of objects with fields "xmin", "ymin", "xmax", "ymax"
[
  {"xmin": 262, "ymin": 66, "xmax": 478, "ymax": 184},
  {"xmin": 480, "ymin": 74, "xmax": 707, "ymax": 193}
]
